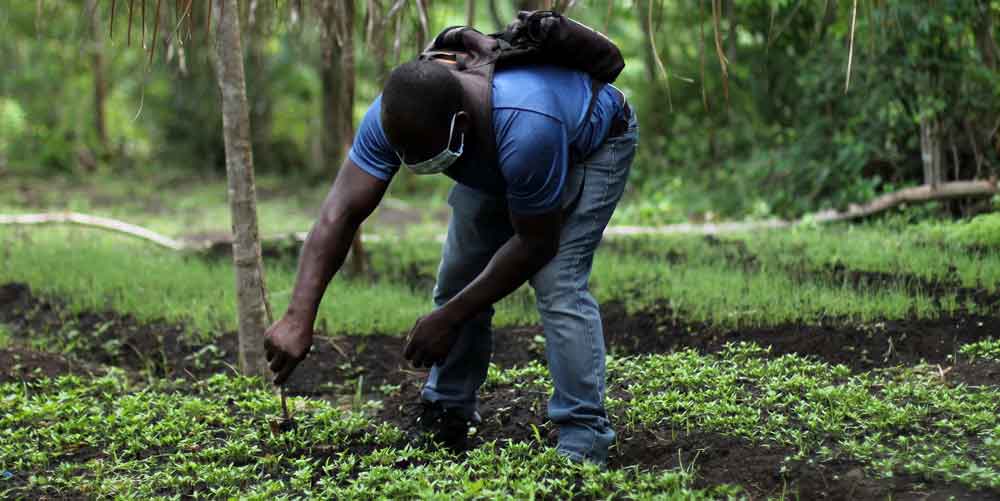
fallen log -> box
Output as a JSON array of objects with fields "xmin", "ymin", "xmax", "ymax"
[
  {"xmin": 0, "ymin": 212, "xmax": 190, "ymax": 250},
  {"xmin": 0, "ymin": 211, "xmax": 313, "ymax": 253},
  {"xmin": 809, "ymin": 179, "xmax": 998, "ymax": 223},
  {"xmin": 1, "ymin": 179, "xmax": 996, "ymax": 244},
  {"xmin": 606, "ymin": 179, "xmax": 997, "ymax": 236}
]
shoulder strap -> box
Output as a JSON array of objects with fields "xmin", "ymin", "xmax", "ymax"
[{"xmin": 420, "ymin": 27, "xmax": 501, "ymax": 174}]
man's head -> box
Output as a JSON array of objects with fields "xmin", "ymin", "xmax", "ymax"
[{"xmin": 381, "ymin": 60, "xmax": 468, "ymax": 172}]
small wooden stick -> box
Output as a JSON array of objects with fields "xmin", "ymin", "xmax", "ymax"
[{"xmin": 280, "ymin": 385, "xmax": 290, "ymax": 420}]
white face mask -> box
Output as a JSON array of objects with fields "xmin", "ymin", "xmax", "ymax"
[{"xmin": 399, "ymin": 112, "xmax": 464, "ymax": 175}]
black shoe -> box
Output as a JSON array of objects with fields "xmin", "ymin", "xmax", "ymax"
[{"xmin": 407, "ymin": 401, "xmax": 477, "ymax": 452}]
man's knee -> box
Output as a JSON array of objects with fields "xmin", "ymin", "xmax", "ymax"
[{"xmin": 433, "ymin": 252, "xmax": 480, "ymax": 306}]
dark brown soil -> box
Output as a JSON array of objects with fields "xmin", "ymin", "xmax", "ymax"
[
  {"xmin": 0, "ymin": 348, "xmax": 101, "ymax": 383},
  {"xmin": 615, "ymin": 429, "xmax": 1000, "ymax": 500},
  {"xmin": 4, "ymin": 282, "xmax": 998, "ymax": 396},
  {"xmin": 0, "ymin": 282, "xmax": 542, "ymax": 398},
  {"xmin": 521, "ymin": 300, "xmax": 1000, "ymax": 380},
  {"xmin": 3, "ymin": 282, "xmax": 999, "ymax": 499},
  {"xmin": 948, "ymin": 359, "xmax": 1000, "ymax": 387}
]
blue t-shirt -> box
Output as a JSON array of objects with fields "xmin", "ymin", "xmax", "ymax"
[{"xmin": 348, "ymin": 65, "xmax": 624, "ymax": 214}]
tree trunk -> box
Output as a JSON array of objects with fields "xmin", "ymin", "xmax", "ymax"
[
  {"xmin": 488, "ymin": 0, "xmax": 504, "ymax": 31},
  {"xmin": 920, "ymin": 116, "xmax": 943, "ymax": 188},
  {"xmin": 724, "ymin": 0, "xmax": 736, "ymax": 65},
  {"xmin": 517, "ymin": 0, "xmax": 544, "ymax": 13},
  {"xmin": 212, "ymin": 0, "xmax": 271, "ymax": 378},
  {"xmin": 415, "ymin": 0, "xmax": 430, "ymax": 51},
  {"xmin": 816, "ymin": 0, "xmax": 837, "ymax": 41},
  {"xmin": 466, "ymin": 0, "xmax": 476, "ymax": 27},
  {"xmin": 86, "ymin": 0, "xmax": 109, "ymax": 155},
  {"xmin": 319, "ymin": 0, "xmax": 354, "ymax": 169},
  {"xmin": 637, "ymin": 0, "xmax": 657, "ymax": 82},
  {"xmin": 319, "ymin": 0, "xmax": 368, "ymax": 275},
  {"xmin": 637, "ymin": 0, "xmax": 671, "ymax": 138},
  {"xmin": 974, "ymin": 0, "xmax": 999, "ymax": 71}
]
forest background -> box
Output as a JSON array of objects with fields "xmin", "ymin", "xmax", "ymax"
[{"xmin": 1, "ymin": 0, "xmax": 998, "ymax": 225}]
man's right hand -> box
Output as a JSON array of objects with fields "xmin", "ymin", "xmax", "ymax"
[{"xmin": 264, "ymin": 315, "xmax": 314, "ymax": 385}]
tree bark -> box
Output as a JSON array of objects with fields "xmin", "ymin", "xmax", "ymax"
[
  {"xmin": 319, "ymin": 0, "xmax": 367, "ymax": 276},
  {"xmin": 212, "ymin": 0, "xmax": 271, "ymax": 378},
  {"xmin": 920, "ymin": 116, "xmax": 943, "ymax": 188},
  {"xmin": 974, "ymin": 0, "xmax": 999, "ymax": 71},
  {"xmin": 415, "ymin": 0, "xmax": 430, "ymax": 51},
  {"xmin": 488, "ymin": 0, "xmax": 504, "ymax": 31},
  {"xmin": 86, "ymin": 0, "xmax": 110, "ymax": 155},
  {"xmin": 466, "ymin": 0, "xmax": 476, "ymax": 27},
  {"xmin": 319, "ymin": 0, "xmax": 354, "ymax": 168}
]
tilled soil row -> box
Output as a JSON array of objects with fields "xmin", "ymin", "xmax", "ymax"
[
  {"xmin": 2, "ymin": 282, "xmax": 998, "ymax": 392},
  {"xmin": 3, "ymin": 282, "xmax": 999, "ymax": 500}
]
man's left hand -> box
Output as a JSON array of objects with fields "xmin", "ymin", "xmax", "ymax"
[{"xmin": 403, "ymin": 308, "xmax": 462, "ymax": 368}]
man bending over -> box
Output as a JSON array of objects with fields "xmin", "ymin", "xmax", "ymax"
[{"xmin": 264, "ymin": 56, "xmax": 637, "ymax": 466}]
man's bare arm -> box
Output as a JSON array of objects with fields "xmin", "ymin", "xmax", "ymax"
[
  {"xmin": 286, "ymin": 159, "xmax": 389, "ymax": 324},
  {"xmin": 444, "ymin": 209, "xmax": 562, "ymax": 325},
  {"xmin": 266, "ymin": 159, "xmax": 388, "ymax": 383},
  {"xmin": 404, "ymin": 208, "xmax": 562, "ymax": 367}
]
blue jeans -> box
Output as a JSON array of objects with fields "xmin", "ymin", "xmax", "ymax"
[{"xmin": 421, "ymin": 112, "xmax": 638, "ymax": 465}]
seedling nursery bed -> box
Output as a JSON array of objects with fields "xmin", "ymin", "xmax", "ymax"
[{"xmin": 2, "ymin": 281, "xmax": 999, "ymax": 499}]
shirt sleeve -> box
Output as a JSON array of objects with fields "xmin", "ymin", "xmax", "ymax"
[
  {"xmin": 495, "ymin": 109, "xmax": 568, "ymax": 215},
  {"xmin": 348, "ymin": 95, "xmax": 400, "ymax": 181}
]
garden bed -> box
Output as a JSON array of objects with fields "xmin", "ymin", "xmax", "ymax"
[{"xmin": 3, "ymin": 279, "xmax": 999, "ymax": 499}]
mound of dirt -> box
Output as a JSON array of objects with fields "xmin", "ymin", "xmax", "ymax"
[
  {"xmin": 0, "ymin": 283, "xmax": 545, "ymax": 397},
  {"xmin": 4, "ymin": 282, "xmax": 999, "ymax": 394}
]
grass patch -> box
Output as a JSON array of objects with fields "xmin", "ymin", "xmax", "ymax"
[
  {"xmin": 917, "ymin": 212, "xmax": 1000, "ymax": 249},
  {"xmin": 4, "ymin": 222, "xmax": 992, "ymax": 335},
  {"xmin": 591, "ymin": 250, "xmax": 959, "ymax": 327},
  {"xmin": 0, "ymin": 227, "xmax": 431, "ymax": 337},
  {"xmin": 739, "ymin": 224, "xmax": 1000, "ymax": 291},
  {"xmin": 0, "ymin": 171, "xmax": 450, "ymax": 239}
]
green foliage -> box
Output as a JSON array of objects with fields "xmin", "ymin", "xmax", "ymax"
[
  {"xmin": 942, "ymin": 213, "xmax": 1000, "ymax": 248},
  {"xmin": 0, "ymin": 373, "xmax": 729, "ymax": 499},
  {"xmin": 3, "ymin": 1, "xmax": 997, "ymax": 218},
  {"xmin": 5, "ymin": 341, "xmax": 1000, "ymax": 496},
  {"xmin": 0, "ymin": 226, "xmax": 431, "ymax": 337},
  {"xmin": 0, "ymin": 324, "xmax": 10, "ymax": 349},
  {"xmin": 622, "ymin": 0, "xmax": 1000, "ymax": 219},
  {"xmin": 489, "ymin": 343, "xmax": 1000, "ymax": 491},
  {"xmin": 739, "ymin": 223, "xmax": 1000, "ymax": 290},
  {"xmin": 609, "ymin": 344, "xmax": 1000, "ymax": 489},
  {"xmin": 959, "ymin": 338, "xmax": 1000, "ymax": 362}
]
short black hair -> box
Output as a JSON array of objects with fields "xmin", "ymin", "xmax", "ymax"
[{"xmin": 381, "ymin": 60, "xmax": 462, "ymax": 140}]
